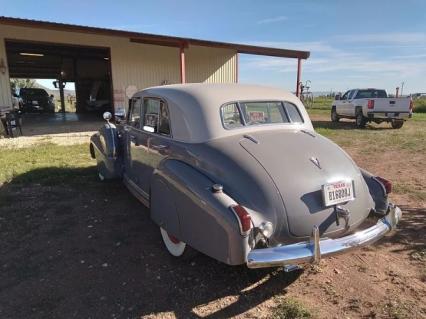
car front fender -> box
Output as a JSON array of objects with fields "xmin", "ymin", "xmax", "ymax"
[{"xmin": 90, "ymin": 123, "xmax": 122, "ymax": 180}]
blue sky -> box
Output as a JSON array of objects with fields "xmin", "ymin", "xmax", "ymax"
[{"xmin": 2, "ymin": 0, "xmax": 426, "ymax": 93}]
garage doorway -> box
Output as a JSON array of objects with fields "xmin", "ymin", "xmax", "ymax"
[{"xmin": 6, "ymin": 40, "xmax": 112, "ymax": 115}]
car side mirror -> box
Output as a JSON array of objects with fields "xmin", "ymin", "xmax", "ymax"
[
  {"xmin": 335, "ymin": 94, "xmax": 341, "ymax": 100},
  {"xmin": 103, "ymin": 111, "xmax": 112, "ymax": 122}
]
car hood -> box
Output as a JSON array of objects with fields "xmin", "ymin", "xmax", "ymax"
[{"xmin": 239, "ymin": 129, "xmax": 374, "ymax": 238}]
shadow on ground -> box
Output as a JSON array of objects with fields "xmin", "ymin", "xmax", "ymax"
[
  {"xmin": 376, "ymin": 205, "xmax": 426, "ymax": 256},
  {"xmin": 0, "ymin": 167, "xmax": 301, "ymax": 319}
]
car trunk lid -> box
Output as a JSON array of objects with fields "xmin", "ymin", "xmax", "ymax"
[{"xmin": 239, "ymin": 129, "xmax": 373, "ymax": 238}]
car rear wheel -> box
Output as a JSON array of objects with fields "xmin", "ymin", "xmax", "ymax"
[
  {"xmin": 160, "ymin": 227, "xmax": 197, "ymax": 258},
  {"xmin": 391, "ymin": 119, "xmax": 404, "ymax": 129},
  {"xmin": 331, "ymin": 107, "xmax": 340, "ymax": 122},
  {"xmin": 355, "ymin": 111, "xmax": 367, "ymax": 128},
  {"xmin": 160, "ymin": 227, "xmax": 187, "ymax": 257}
]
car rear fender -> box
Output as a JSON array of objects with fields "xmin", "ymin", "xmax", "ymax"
[
  {"xmin": 360, "ymin": 168, "xmax": 388, "ymax": 214},
  {"xmin": 90, "ymin": 123, "xmax": 122, "ymax": 179},
  {"xmin": 151, "ymin": 160, "xmax": 250, "ymax": 265}
]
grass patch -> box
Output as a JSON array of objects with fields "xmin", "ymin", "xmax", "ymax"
[
  {"xmin": 0, "ymin": 143, "xmax": 95, "ymax": 185},
  {"xmin": 273, "ymin": 298, "xmax": 312, "ymax": 319},
  {"xmin": 311, "ymin": 97, "xmax": 333, "ymax": 110},
  {"xmin": 413, "ymin": 98, "xmax": 426, "ymax": 113}
]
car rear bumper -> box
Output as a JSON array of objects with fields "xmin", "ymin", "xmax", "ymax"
[
  {"xmin": 246, "ymin": 204, "xmax": 402, "ymax": 269},
  {"xmin": 367, "ymin": 112, "xmax": 410, "ymax": 120}
]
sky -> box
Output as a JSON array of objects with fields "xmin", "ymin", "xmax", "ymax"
[{"xmin": 2, "ymin": 0, "xmax": 426, "ymax": 94}]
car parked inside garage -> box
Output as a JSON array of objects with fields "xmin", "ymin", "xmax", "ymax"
[
  {"xmin": 19, "ymin": 88, "xmax": 55, "ymax": 113},
  {"xmin": 90, "ymin": 84, "xmax": 401, "ymax": 269}
]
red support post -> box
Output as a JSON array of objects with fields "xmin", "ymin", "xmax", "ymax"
[
  {"xmin": 295, "ymin": 58, "xmax": 302, "ymax": 97},
  {"xmin": 180, "ymin": 45, "xmax": 186, "ymax": 84},
  {"xmin": 235, "ymin": 53, "xmax": 239, "ymax": 83}
]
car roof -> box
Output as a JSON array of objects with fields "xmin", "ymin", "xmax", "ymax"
[{"xmin": 133, "ymin": 83, "xmax": 313, "ymax": 143}]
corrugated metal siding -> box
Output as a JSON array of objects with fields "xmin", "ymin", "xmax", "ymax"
[
  {"xmin": 0, "ymin": 24, "xmax": 237, "ymax": 111},
  {"xmin": 186, "ymin": 46, "xmax": 237, "ymax": 83}
]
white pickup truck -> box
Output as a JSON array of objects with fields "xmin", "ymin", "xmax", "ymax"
[{"xmin": 331, "ymin": 88, "xmax": 412, "ymax": 128}]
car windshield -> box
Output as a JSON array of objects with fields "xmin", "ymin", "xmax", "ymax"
[
  {"xmin": 221, "ymin": 101, "xmax": 303, "ymax": 129},
  {"xmin": 356, "ymin": 89, "xmax": 387, "ymax": 99}
]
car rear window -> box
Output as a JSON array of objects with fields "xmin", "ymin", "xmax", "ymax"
[
  {"xmin": 355, "ymin": 90, "xmax": 387, "ymax": 99},
  {"xmin": 221, "ymin": 101, "xmax": 303, "ymax": 129}
]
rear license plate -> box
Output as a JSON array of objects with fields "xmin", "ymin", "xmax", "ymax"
[{"xmin": 322, "ymin": 180, "xmax": 354, "ymax": 207}]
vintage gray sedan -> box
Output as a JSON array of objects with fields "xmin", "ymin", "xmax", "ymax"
[{"xmin": 90, "ymin": 84, "xmax": 401, "ymax": 269}]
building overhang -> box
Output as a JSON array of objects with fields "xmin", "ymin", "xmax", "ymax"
[{"xmin": 0, "ymin": 16, "xmax": 310, "ymax": 60}]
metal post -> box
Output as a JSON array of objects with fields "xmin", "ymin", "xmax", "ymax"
[
  {"xmin": 180, "ymin": 45, "xmax": 186, "ymax": 84},
  {"xmin": 59, "ymin": 76, "xmax": 65, "ymax": 113},
  {"xmin": 236, "ymin": 53, "xmax": 239, "ymax": 83},
  {"xmin": 296, "ymin": 58, "xmax": 302, "ymax": 97},
  {"xmin": 396, "ymin": 87, "xmax": 399, "ymax": 98}
]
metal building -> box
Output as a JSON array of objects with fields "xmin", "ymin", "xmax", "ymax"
[{"xmin": 0, "ymin": 17, "xmax": 309, "ymax": 116}]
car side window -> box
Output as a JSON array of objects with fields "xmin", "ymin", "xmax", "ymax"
[
  {"xmin": 143, "ymin": 98, "xmax": 160, "ymax": 132},
  {"xmin": 341, "ymin": 91, "xmax": 350, "ymax": 100},
  {"xmin": 129, "ymin": 98, "xmax": 142, "ymax": 128},
  {"xmin": 159, "ymin": 102, "xmax": 171, "ymax": 136},
  {"xmin": 221, "ymin": 103, "xmax": 244, "ymax": 129},
  {"xmin": 348, "ymin": 90, "xmax": 356, "ymax": 100},
  {"xmin": 283, "ymin": 102, "xmax": 304, "ymax": 123},
  {"xmin": 143, "ymin": 98, "xmax": 171, "ymax": 136}
]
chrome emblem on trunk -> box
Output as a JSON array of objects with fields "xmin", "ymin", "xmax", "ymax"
[{"xmin": 310, "ymin": 157, "xmax": 321, "ymax": 169}]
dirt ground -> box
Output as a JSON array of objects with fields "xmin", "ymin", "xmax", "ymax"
[{"xmin": 0, "ymin": 114, "xmax": 425, "ymax": 319}]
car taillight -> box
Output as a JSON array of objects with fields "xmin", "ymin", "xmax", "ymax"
[
  {"xmin": 230, "ymin": 205, "xmax": 252, "ymax": 236},
  {"xmin": 375, "ymin": 176, "xmax": 392, "ymax": 194},
  {"xmin": 368, "ymin": 100, "xmax": 375, "ymax": 109}
]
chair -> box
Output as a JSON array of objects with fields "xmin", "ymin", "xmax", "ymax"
[{"xmin": 5, "ymin": 111, "xmax": 23, "ymax": 138}]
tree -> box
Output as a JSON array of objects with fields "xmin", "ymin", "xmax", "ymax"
[{"xmin": 10, "ymin": 78, "xmax": 36, "ymax": 93}]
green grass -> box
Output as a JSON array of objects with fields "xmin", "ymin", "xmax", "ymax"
[
  {"xmin": 0, "ymin": 143, "xmax": 95, "ymax": 185},
  {"xmin": 413, "ymin": 98, "xmax": 426, "ymax": 113},
  {"xmin": 272, "ymin": 298, "xmax": 312, "ymax": 319},
  {"xmin": 311, "ymin": 96, "xmax": 334, "ymax": 110}
]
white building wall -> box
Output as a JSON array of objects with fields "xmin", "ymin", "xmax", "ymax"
[{"xmin": 0, "ymin": 24, "xmax": 237, "ymax": 112}]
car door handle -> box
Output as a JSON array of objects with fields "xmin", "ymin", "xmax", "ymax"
[{"xmin": 151, "ymin": 144, "xmax": 168, "ymax": 151}]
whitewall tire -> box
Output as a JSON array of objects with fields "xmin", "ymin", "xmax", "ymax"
[{"xmin": 160, "ymin": 227, "xmax": 187, "ymax": 257}]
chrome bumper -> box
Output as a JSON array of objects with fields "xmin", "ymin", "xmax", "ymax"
[{"xmin": 247, "ymin": 204, "xmax": 402, "ymax": 269}]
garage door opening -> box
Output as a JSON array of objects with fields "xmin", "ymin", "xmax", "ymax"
[{"xmin": 6, "ymin": 40, "xmax": 112, "ymax": 115}]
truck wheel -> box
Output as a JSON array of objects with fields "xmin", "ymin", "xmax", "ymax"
[
  {"xmin": 160, "ymin": 227, "xmax": 197, "ymax": 259},
  {"xmin": 391, "ymin": 119, "xmax": 404, "ymax": 129},
  {"xmin": 331, "ymin": 107, "xmax": 340, "ymax": 122},
  {"xmin": 355, "ymin": 111, "xmax": 367, "ymax": 128}
]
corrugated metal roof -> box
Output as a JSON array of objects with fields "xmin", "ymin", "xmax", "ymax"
[{"xmin": 0, "ymin": 16, "xmax": 310, "ymax": 59}]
